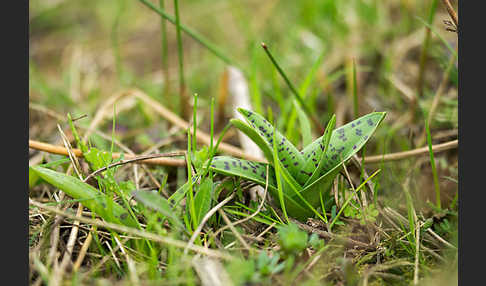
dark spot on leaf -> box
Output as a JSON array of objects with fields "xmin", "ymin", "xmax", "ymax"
[
  {"xmin": 120, "ymin": 213, "xmax": 128, "ymax": 220},
  {"xmin": 300, "ymin": 170, "xmax": 312, "ymax": 176},
  {"xmin": 355, "ymin": 129, "xmax": 362, "ymax": 136},
  {"xmin": 367, "ymin": 119, "xmax": 374, "ymax": 126},
  {"xmin": 294, "ymin": 162, "xmax": 298, "ymax": 166}
]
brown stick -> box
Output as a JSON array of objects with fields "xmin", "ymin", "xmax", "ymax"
[
  {"xmin": 29, "ymin": 139, "xmax": 186, "ymax": 166},
  {"xmin": 30, "ymin": 138, "xmax": 458, "ymax": 166},
  {"xmin": 357, "ymin": 139, "xmax": 457, "ymax": 164},
  {"xmin": 29, "ymin": 199, "xmax": 234, "ymax": 261}
]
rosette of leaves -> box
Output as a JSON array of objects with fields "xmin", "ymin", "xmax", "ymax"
[{"xmin": 209, "ymin": 108, "xmax": 386, "ymax": 221}]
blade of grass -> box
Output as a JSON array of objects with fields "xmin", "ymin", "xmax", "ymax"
[
  {"xmin": 192, "ymin": 94, "xmax": 198, "ymax": 152},
  {"xmin": 417, "ymin": 0, "xmax": 439, "ymax": 98},
  {"xmin": 138, "ymin": 0, "xmax": 239, "ymax": 69},
  {"xmin": 426, "ymin": 120, "xmax": 441, "ymax": 209},
  {"xmin": 272, "ymin": 122, "xmax": 289, "ymax": 223},
  {"xmin": 352, "ymin": 59, "xmax": 359, "ymax": 118},
  {"xmin": 186, "ymin": 130, "xmax": 197, "ymax": 230},
  {"xmin": 329, "ymin": 169, "xmax": 381, "ymax": 230},
  {"xmin": 159, "ymin": 0, "xmax": 169, "ymax": 99},
  {"xmin": 174, "ymin": 0, "xmax": 189, "ymax": 118},
  {"xmin": 261, "ymin": 42, "xmax": 324, "ymax": 133}
]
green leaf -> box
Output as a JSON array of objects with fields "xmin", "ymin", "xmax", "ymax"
[
  {"xmin": 304, "ymin": 114, "xmax": 336, "ymax": 187},
  {"xmin": 230, "ymin": 118, "xmax": 275, "ymax": 163},
  {"xmin": 209, "ymin": 156, "xmax": 277, "ymax": 190},
  {"xmin": 210, "ymin": 156, "xmax": 310, "ymax": 218},
  {"xmin": 193, "ymin": 177, "xmax": 213, "ymax": 225},
  {"xmin": 237, "ymin": 108, "xmax": 306, "ymax": 181},
  {"xmin": 302, "ymin": 112, "xmax": 386, "ymax": 180},
  {"xmin": 132, "ymin": 190, "xmax": 184, "ymax": 229},
  {"xmin": 317, "ymin": 112, "xmax": 386, "ymax": 175},
  {"xmin": 294, "ymin": 100, "xmax": 312, "ymax": 147},
  {"xmin": 295, "ymin": 114, "xmax": 336, "ymax": 185},
  {"xmin": 29, "ymin": 168, "xmax": 40, "ymax": 188},
  {"xmin": 168, "ymin": 181, "xmax": 190, "ymax": 207},
  {"xmin": 277, "ymin": 223, "xmax": 308, "ymax": 255},
  {"xmin": 83, "ymin": 147, "xmax": 114, "ymax": 171},
  {"xmin": 30, "ymin": 166, "xmax": 138, "ymax": 227}
]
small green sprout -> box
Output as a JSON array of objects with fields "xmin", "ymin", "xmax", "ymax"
[{"xmin": 210, "ymin": 108, "xmax": 386, "ymax": 221}]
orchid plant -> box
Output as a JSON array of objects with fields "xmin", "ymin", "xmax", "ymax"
[{"xmin": 209, "ymin": 108, "xmax": 386, "ymax": 221}]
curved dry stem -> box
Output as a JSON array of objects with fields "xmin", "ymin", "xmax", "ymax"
[
  {"xmin": 184, "ymin": 192, "xmax": 236, "ymax": 255},
  {"xmin": 30, "ymin": 199, "xmax": 234, "ymax": 261}
]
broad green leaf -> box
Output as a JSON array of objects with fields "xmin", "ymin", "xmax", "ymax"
[
  {"xmin": 304, "ymin": 114, "xmax": 336, "ymax": 187},
  {"xmin": 209, "ymin": 156, "xmax": 277, "ymax": 190},
  {"xmin": 29, "ymin": 168, "xmax": 40, "ymax": 188},
  {"xmin": 168, "ymin": 181, "xmax": 190, "ymax": 207},
  {"xmin": 132, "ymin": 190, "xmax": 184, "ymax": 229},
  {"xmin": 296, "ymin": 112, "xmax": 386, "ymax": 208},
  {"xmin": 237, "ymin": 108, "xmax": 306, "ymax": 182},
  {"xmin": 30, "ymin": 166, "xmax": 138, "ymax": 227},
  {"xmin": 315, "ymin": 112, "xmax": 386, "ymax": 176},
  {"xmin": 193, "ymin": 177, "xmax": 213, "ymax": 225},
  {"xmin": 294, "ymin": 100, "xmax": 312, "ymax": 147},
  {"xmin": 210, "ymin": 156, "xmax": 310, "ymax": 218},
  {"xmin": 296, "ymin": 115, "xmax": 336, "ymax": 185},
  {"xmin": 230, "ymin": 118, "xmax": 275, "ymax": 163}
]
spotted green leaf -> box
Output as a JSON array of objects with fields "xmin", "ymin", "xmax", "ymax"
[
  {"xmin": 237, "ymin": 108, "xmax": 306, "ymax": 183},
  {"xmin": 294, "ymin": 112, "xmax": 387, "ymax": 208},
  {"xmin": 210, "ymin": 156, "xmax": 277, "ymax": 189},
  {"xmin": 209, "ymin": 156, "xmax": 312, "ymax": 218}
]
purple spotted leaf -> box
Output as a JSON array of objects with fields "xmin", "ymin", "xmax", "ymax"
[
  {"xmin": 237, "ymin": 108, "xmax": 306, "ymax": 183},
  {"xmin": 209, "ymin": 156, "xmax": 278, "ymax": 190},
  {"xmin": 302, "ymin": 114, "xmax": 336, "ymax": 187},
  {"xmin": 292, "ymin": 112, "xmax": 386, "ymax": 208},
  {"xmin": 209, "ymin": 156, "xmax": 311, "ymax": 218}
]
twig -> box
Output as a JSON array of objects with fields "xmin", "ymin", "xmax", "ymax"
[
  {"xmin": 30, "ymin": 199, "xmax": 234, "ymax": 261},
  {"xmin": 83, "ymin": 152, "xmax": 185, "ymax": 182},
  {"xmin": 72, "ymin": 231, "xmax": 92, "ymax": 271},
  {"xmin": 218, "ymin": 209, "xmax": 251, "ymax": 251},
  {"xmin": 184, "ymin": 193, "xmax": 236, "ymax": 255},
  {"xmin": 29, "ymin": 139, "xmax": 186, "ymax": 166},
  {"xmin": 413, "ymin": 219, "xmax": 421, "ymax": 285},
  {"xmin": 30, "ymin": 137, "xmax": 458, "ymax": 168},
  {"xmin": 213, "ymin": 165, "xmax": 269, "ymax": 237},
  {"xmin": 357, "ymin": 139, "xmax": 457, "ymax": 164}
]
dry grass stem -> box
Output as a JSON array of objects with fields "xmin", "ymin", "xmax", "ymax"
[
  {"xmin": 30, "ymin": 199, "xmax": 235, "ymax": 261},
  {"xmin": 184, "ymin": 193, "xmax": 236, "ymax": 255}
]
